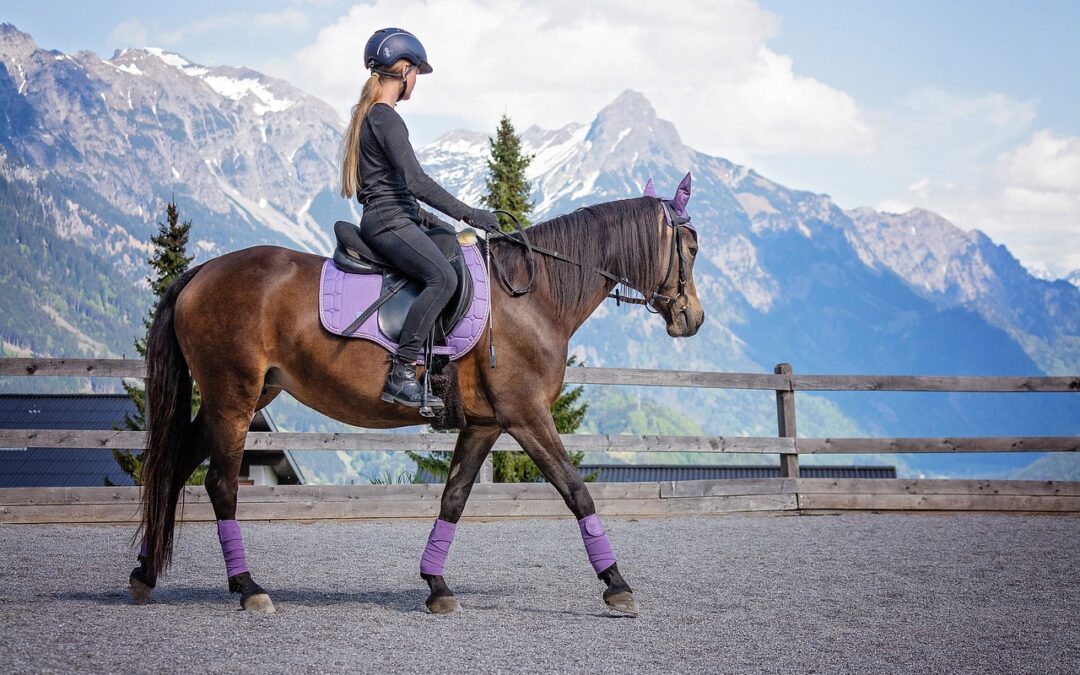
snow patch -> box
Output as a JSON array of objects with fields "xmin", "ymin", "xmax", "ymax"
[
  {"xmin": 735, "ymin": 192, "xmax": 778, "ymax": 218},
  {"xmin": 202, "ymin": 75, "xmax": 295, "ymax": 116},
  {"xmin": 219, "ymin": 179, "xmax": 332, "ymax": 254},
  {"xmin": 571, "ymin": 171, "xmax": 600, "ymax": 199}
]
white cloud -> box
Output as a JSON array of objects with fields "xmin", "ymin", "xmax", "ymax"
[
  {"xmin": 109, "ymin": 17, "xmax": 148, "ymax": 48},
  {"xmin": 996, "ymin": 130, "xmax": 1080, "ymax": 192},
  {"xmin": 135, "ymin": 10, "xmax": 312, "ymax": 47},
  {"xmin": 880, "ymin": 129, "xmax": 1080, "ymax": 277},
  {"xmin": 253, "ymin": 9, "xmax": 311, "ymax": 30},
  {"xmin": 270, "ymin": 0, "xmax": 875, "ymax": 162}
]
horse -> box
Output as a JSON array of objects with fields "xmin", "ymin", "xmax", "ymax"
[{"xmin": 130, "ymin": 174, "xmax": 705, "ymax": 616}]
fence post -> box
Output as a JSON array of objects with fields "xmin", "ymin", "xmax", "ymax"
[
  {"xmin": 774, "ymin": 363, "xmax": 800, "ymax": 478},
  {"xmin": 479, "ymin": 456, "xmax": 494, "ymax": 483}
]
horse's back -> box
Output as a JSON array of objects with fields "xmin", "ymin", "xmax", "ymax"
[{"xmin": 174, "ymin": 245, "xmax": 325, "ymax": 366}]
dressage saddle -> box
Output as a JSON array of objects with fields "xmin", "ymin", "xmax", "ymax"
[{"xmin": 332, "ymin": 220, "xmax": 475, "ymax": 343}]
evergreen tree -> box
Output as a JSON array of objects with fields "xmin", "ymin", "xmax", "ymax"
[
  {"xmin": 481, "ymin": 114, "xmax": 535, "ymax": 232},
  {"xmin": 409, "ymin": 116, "xmax": 592, "ymax": 483},
  {"xmin": 115, "ymin": 200, "xmax": 204, "ymax": 485}
]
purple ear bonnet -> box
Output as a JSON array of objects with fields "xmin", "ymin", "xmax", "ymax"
[
  {"xmin": 642, "ymin": 178, "xmax": 657, "ymax": 198},
  {"xmin": 671, "ymin": 172, "xmax": 692, "ymax": 218},
  {"xmin": 642, "ymin": 173, "xmax": 695, "ymax": 232}
]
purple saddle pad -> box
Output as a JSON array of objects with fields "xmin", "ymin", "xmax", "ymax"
[{"xmin": 318, "ymin": 243, "xmax": 490, "ymax": 363}]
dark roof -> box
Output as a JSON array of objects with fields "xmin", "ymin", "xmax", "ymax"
[
  {"xmin": 0, "ymin": 395, "xmax": 306, "ymax": 487},
  {"xmin": 415, "ymin": 463, "xmax": 896, "ymax": 484},
  {"xmin": 577, "ymin": 464, "xmax": 897, "ymax": 481},
  {"xmin": 0, "ymin": 394, "xmax": 138, "ymax": 487}
]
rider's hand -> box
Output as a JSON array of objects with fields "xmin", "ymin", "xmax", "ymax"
[{"xmin": 465, "ymin": 207, "xmax": 499, "ymax": 232}]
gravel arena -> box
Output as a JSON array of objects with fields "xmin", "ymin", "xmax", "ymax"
[{"xmin": 1, "ymin": 513, "xmax": 1078, "ymax": 673}]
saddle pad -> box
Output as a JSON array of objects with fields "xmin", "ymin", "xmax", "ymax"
[{"xmin": 318, "ymin": 242, "xmax": 490, "ymax": 362}]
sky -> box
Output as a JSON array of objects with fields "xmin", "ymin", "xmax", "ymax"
[{"xmin": 3, "ymin": 0, "xmax": 1078, "ymax": 277}]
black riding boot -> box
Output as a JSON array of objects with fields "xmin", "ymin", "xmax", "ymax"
[{"xmin": 381, "ymin": 358, "xmax": 444, "ymax": 409}]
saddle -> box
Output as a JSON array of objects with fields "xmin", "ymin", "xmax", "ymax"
[{"xmin": 331, "ymin": 220, "xmax": 475, "ymax": 343}]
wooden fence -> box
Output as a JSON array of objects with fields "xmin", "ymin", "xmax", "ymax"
[{"xmin": 1, "ymin": 357, "xmax": 1077, "ymax": 521}]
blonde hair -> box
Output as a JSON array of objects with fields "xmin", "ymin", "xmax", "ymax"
[{"xmin": 339, "ymin": 59, "xmax": 411, "ymax": 198}]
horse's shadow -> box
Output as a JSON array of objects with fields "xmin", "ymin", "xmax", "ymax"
[
  {"xmin": 54, "ymin": 585, "xmax": 630, "ymax": 618},
  {"xmin": 55, "ymin": 586, "xmax": 429, "ymax": 612}
]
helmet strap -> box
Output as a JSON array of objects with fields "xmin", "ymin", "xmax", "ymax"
[{"xmin": 372, "ymin": 65, "xmax": 413, "ymax": 102}]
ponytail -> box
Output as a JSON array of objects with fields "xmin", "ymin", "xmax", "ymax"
[{"xmin": 338, "ymin": 60, "xmax": 411, "ymax": 198}]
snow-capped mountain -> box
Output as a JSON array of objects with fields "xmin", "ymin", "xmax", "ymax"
[
  {"xmin": 0, "ymin": 23, "xmax": 351, "ymax": 268},
  {"xmin": 1, "ymin": 24, "xmax": 1076, "ymax": 480}
]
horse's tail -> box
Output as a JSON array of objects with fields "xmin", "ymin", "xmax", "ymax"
[{"xmin": 138, "ymin": 263, "xmax": 204, "ymax": 578}]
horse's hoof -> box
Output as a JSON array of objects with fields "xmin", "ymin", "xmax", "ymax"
[
  {"xmin": 426, "ymin": 595, "xmax": 461, "ymax": 615},
  {"xmin": 242, "ymin": 593, "xmax": 276, "ymax": 614},
  {"xmin": 604, "ymin": 591, "xmax": 638, "ymax": 616},
  {"xmin": 128, "ymin": 575, "xmax": 153, "ymax": 605}
]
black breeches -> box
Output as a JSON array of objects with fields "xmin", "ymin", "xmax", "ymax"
[{"xmin": 360, "ymin": 200, "xmax": 458, "ymax": 362}]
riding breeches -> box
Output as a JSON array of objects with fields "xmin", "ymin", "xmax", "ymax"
[{"xmin": 359, "ymin": 198, "xmax": 458, "ymax": 363}]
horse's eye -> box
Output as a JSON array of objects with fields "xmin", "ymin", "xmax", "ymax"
[{"xmin": 689, "ymin": 246, "xmax": 698, "ymax": 256}]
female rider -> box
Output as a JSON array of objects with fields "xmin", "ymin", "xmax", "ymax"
[{"xmin": 339, "ymin": 28, "xmax": 498, "ymax": 409}]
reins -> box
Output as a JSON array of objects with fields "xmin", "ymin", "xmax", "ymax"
[{"xmin": 483, "ymin": 202, "xmax": 691, "ymax": 312}]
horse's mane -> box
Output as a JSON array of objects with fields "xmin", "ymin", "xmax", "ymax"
[{"xmin": 491, "ymin": 197, "xmax": 664, "ymax": 315}]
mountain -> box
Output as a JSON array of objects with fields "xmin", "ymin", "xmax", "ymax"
[
  {"xmin": 844, "ymin": 207, "xmax": 1080, "ymax": 376},
  {"xmin": 418, "ymin": 90, "xmax": 1080, "ymax": 478},
  {"xmin": 2, "ymin": 26, "xmax": 1076, "ymax": 481},
  {"xmin": 0, "ymin": 23, "xmax": 354, "ymax": 357}
]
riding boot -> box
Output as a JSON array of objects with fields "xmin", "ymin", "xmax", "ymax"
[{"xmin": 381, "ymin": 357, "xmax": 444, "ymax": 409}]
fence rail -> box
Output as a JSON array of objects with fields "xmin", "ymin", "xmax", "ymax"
[
  {"xmin": 4, "ymin": 357, "xmax": 1079, "ymax": 392},
  {"xmin": 2, "ymin": 358, "xmax": 1078, "ymax": 483}
]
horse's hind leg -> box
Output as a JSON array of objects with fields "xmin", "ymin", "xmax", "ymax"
[
  {"xmin": 420, "ymin": 425, "xmax": 502, "ymax": 614},
  {"xmin": 502, "ymin": 410, "xmax": 637, "ymax": 615},
  {"xmin": 198, "ymin": 389, "xmax": 276, "ymax": 613},
  {"xmin": 129, "ymin": 441, "xmax": 210, "ymax": 603}
]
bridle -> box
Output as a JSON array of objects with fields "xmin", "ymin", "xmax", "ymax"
[
  {"xmin": 482, "ymin": 199, "xmax": 696, "ymax": 316},
  {"xmin": 599, "ymin": 199, "xmax": 696, "ymax": 314}
]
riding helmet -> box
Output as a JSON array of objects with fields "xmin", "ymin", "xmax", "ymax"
[{"xmin": 364, "ymin": 28, "xmax": 433, "ymax": 74}]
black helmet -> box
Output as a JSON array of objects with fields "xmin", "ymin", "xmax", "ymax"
[{"xmin": 364, "ymin": 28, "xmax": 433, "ymax": 74}]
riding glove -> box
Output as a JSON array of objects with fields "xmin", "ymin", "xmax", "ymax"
[{"xmin": 465, "ymin": 208, "xmax": 499, "ymax": 232}]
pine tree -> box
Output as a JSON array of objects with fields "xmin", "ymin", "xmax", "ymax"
[
  {"xmin": 115, "ymin": 200, "xmax": 204, "ymax": 485},
  {"xmin": 481, "ymin": 114, "xmax": 535, "ymax": 232},
  {"xmin": 409, "ymin": 116, "xmax": 591, "ymax": 483}
]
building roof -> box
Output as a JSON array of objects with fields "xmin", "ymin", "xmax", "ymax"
[
  {"xmin": 414, "ymin": 463, "xmax": 896, "ymax": 484},
  {"xmin": 0, "ymin": 394, "xmax": 138, "ymax": 487},
  {"xmin": 0, "ymin": 394, "xmax": 305, "ymax": 487},
  {"xmin": 577, "ymin": 464, "xmax": 896, "ymax": 481}
]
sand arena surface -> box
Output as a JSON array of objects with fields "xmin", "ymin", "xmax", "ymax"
[{"xmin": 1, "ymin": 513, "xmax": 1078, "ymax": 673}]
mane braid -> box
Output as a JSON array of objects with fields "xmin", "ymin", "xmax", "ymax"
[{"xmin": 491, "ymin": 197, "xmax": 664, "ymax": 315}]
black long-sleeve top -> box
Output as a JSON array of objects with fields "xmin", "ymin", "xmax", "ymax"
[{"xmin": 357, "ymin": 102, "xmax": 469, "ymax": 226}]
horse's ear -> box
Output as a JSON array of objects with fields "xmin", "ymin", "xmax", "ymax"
[
  {"xmin": 671, "ymin": 171, "xmax": 692, "ymax": 215},
  {"xmin": 642, "ymin": 178, "xmax": 657, "ymax": 198}
]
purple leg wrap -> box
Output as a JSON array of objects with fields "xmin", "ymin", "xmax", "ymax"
[
  {"xmin": 217, "ymin": 519, "xmax": 250, "ymax": 578},
  {"xmin": 420, "ymin": 518, "xmax": 457, "ymax": 576},
  {"xmin": 578, "ymin": 514, "xmax": 616, "ymax": 574},
  {"xmin": 138, "ymin": 536, "xmax": 148, "ymax": 559}
]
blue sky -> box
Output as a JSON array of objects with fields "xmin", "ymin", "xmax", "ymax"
[{"xmin": 3, "ymin": 0, "xmax": 1078, "ymax": 275}]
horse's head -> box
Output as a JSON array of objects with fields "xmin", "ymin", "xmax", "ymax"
[{"xmin": 643, "ymin": 173, "xmax": 705, "ymax": 337}]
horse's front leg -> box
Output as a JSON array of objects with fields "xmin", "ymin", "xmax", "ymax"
[
  {"xmin": 503, "ymin": 409, "xmax": 637, "ymax": 615},
  {"xmin": 420, "ymin": 425, "xmax": 502, "ymax": 614}
]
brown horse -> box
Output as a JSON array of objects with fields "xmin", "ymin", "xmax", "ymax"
[{"xmin": 130, "ymin": 181, "xmax": 704, "ymax": 615}]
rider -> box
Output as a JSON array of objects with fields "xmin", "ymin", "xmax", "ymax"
[{"xmin": 339, "ymin": 28, "xmax": 498, "ymax": 408}]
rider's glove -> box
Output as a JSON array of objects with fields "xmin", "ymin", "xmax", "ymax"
[{"xmin": 464, "ymin": 207, "xmax": 499, "ymax": 232}]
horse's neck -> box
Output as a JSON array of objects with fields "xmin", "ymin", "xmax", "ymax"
[{"xmin": 545, "ymin": 211, "xmax": 636, "ymax": 338}]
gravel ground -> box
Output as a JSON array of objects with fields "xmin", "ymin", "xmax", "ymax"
[{"xmin": 1, "ymin": 513, "xmax": 1078, "ymax": 674}]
